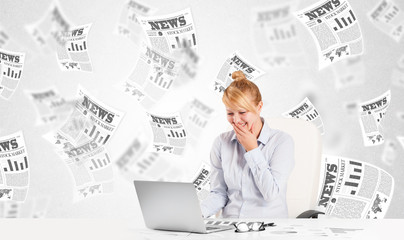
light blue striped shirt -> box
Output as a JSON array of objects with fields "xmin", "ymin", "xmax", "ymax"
[{"xmin": 201, "ymin": 118, "xmax": 294, "ymax": 218}]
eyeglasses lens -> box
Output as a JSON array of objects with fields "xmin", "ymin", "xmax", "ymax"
[
  {"xmin": 251, "ymin": 222, "xmax": 263, "ymax": 231},
  {"xmin": 234, "ymin": 222, "xmax": 264, "ymax": 233},
  {"xmin": 235, "ymin": 222, "xmax": 250, "ymax": 232}
]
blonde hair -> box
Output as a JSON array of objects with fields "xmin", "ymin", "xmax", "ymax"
[{"xmin": 222, "ymin": 71, "xmax": 262, "ymax": 113}]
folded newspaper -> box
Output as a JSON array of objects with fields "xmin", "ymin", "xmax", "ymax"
[
  {"xmin": 214, "ymin": 52, "xmax": 265, "ymax": 94},
  {"xmin": 295, "ymin": 0, "xmax": 364, "ymax": 69},
  {"xmin": 191, "ymin": 162, "xmax": 211, "ymax": 201},
  {"xmin": 56, "ymin": 23, "xmax": 93, "ymax": 72},
  {"xmin": 182, "ymin": 98, "xmax": 214, "ymax": 145},
  {"xmin": 316, "ymin": 155, "xmax": 394, "ymax": 218},
  {"xmin": 43, "ymin": 86, "xmax": 124, "ymax": 202},
  {"xmin": 368, "ymin": 0, "xmax": 404, "ymax": 42},
  {"xmin": 282, "ymin": 97, "xmax": 325, "ymax": 135},
  {"xmin": 0, "ymin": 131, "xmax": 29, "ymax": 202},
  {"xmin": 24, "ymin": 87, "xmax": 73, "ymax": 125},
  {"xmin": 251, "ymin": 1, "xmax": 304, "ymax": 68},
  {"xmin": 358, "ymin": 90, "xmax": 391, "ymax": 146},
  {"xmin": 115, "ymin": 0, "xmax": 156, "ymax": 44},
  {"xmin": 122, "ymin": 42, "xmax": 180, "ymax": 109},
  {"xmin": 0, "ymin": 48, "xmax": 25, "ymax": 100},
  {"xmin": 25, "ymin": 1, "xmax": 72, "ymax": 53},
  {"xmin": 147, "ymin": 112, "xmax": 187, "ymax": 155},
  {"xmin": 137, "ymin": 8, "xmax": 198, "ymax": 54}
]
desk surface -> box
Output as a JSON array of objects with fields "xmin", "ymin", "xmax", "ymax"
[{"xmin": 0, "ymin": 218, "xmax": 401, "ymax": 240}]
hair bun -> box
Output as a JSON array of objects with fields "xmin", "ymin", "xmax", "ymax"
[{"xmin": 231, "ymin": 70, "xmax": 247, "ymax": 82}]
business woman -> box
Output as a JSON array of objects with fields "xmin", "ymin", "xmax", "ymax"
[{"xmin": 201, "ymin": 71, "xmax": 295, "ymax": 218}]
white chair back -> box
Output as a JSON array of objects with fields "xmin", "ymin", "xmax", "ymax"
[{"xmin": 266, "ymin": 118, "xmax": 322, "ymax": 218}]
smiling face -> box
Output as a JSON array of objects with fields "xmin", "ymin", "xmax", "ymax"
[
  {"xmin": 222, "ymin": 72, "xmax": 263, "ymax": 134},
  {"xmin": 225, "ymin": 99, "xmax": 263, "ymax": 131}
]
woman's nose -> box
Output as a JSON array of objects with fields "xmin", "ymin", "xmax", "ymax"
[{"xmin": 233, "ymin": 115, "xmax": 241, "ymax": 124}]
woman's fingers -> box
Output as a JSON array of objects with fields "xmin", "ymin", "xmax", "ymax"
[
  {"xmin": 232, "ymin": 123, "xmax": 242, "ymax": 136},
  {"xmin": 233, "ymin": 123, "xmax": 247, "ymax": 136}
]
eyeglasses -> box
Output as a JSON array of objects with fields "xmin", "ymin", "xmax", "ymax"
[{"xmin": 233, "ymin": 222, "xmax": 275, "ymax": 233}]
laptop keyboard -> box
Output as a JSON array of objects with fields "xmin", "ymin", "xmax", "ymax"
[
  {"xmin": 206, "ymin": 226, "xmax": 220, "ymax": 230},
  {"xmin": 204, "ymin": 220, "xmax": 238, "ymax": 226}
]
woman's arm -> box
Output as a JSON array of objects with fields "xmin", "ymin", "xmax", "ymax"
[
  {"xmin": 200, "ymin": 137, "xmax": 229, "ymax": 218},
  {"xmin": 244, "ymin": 133, "xmax": 295, "ymax": 202}
]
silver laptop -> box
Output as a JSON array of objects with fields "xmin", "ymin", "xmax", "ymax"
[{"xmin": 133, "ymin": 180, "xmax": 234, "ymax": 234}]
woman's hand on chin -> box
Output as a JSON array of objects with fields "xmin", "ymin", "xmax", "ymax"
[{"xmin": 232, "ymin": 122, "xmax": 258, "ymax": 152}]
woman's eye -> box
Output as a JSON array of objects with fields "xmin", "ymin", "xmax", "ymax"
[
  {"xmin": 227, "ymin": 113, "xmax": 233, "ymax": 116},
  {"xmin": 239, "ymin": 112, "xmax": 246, "ymax": 114}
]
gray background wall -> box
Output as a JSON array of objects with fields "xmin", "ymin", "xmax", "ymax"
[{"xmin": 0, "ymin": 0, "xmax": 403, "ymax": 222}]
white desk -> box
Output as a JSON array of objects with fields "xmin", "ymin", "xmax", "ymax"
[{"xmin": 1, "ymin": 218, "xmax": 402, "ymax": 240}]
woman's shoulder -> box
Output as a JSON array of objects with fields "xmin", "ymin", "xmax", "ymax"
[
  {"xmin": 268, "ymin": 127, "xmax": 294, "ymax": 145},
  {"xmin": 219, "ymin": 129, "xmax": 235, "ymax": 141},
  {"xmin": 210, "ymin": 130, "xmax": 235, "ymax": 152},
  {"xmin": 212, "ymin": 129, "xmax": 235, "ymax": 144}
]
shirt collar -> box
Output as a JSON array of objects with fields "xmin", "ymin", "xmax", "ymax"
[{"xmin": 231, "ymin": 117, "xmax": 270, "ymax": 145}]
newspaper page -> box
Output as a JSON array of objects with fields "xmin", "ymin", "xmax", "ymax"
[
  {"xmin": 56, "ymin": 23, "xmax": 93, "ymax": 72},
  {"xmin": 191, "ymin": 163, "xmax": 211, "ymax": 201},
  {"xmin": 44, "ymin": 131, "xmax": 115, "ymax": 202},
  {"xmin": 0, "ymin": 48, "xmax": 26, "ymax": 100},
  {"xmin": 115, "ymin": 0, "xmax": 156, "ymax": 44},
  {"xmin": 0, "ymin": 131, "xmax": 29, "ymax": 202},
  {"xmin": 71, "ymin": 146, "xmax": 114, "ymax": 202},
  {"xmin": 24, "ymin": 87, "xmax": 72, "ymax": 125},
  {"xmin": 251, "ymin": 1, "xmax": 306, "ymax": 69},
  {"xmin": 115, "ymin": 132, "xmax": 148, "ymax": 174},
  {"xmin": 0, "ymin": 24, "xmax": 32, "ymax": 64},
  {"xmin": 126, "ymin": 152, "xmax": 179, "ymax": 180},
  {"xmin": 282, "ymin": 97, "xmax": 325, "ymax": 135},
  {"xmin": 42, "ymin": 87, "xmax": 123, "ymax": 201},
  {"xmin": 332, "ymin": 56, "xmax": 365, "ymax": 90},
  {"xmin": 116, "ymin": 145, "xmax": 183, "ymax": 181},
  {"xmin": 137, "ymin": 8, "xmax": 198, "ymax": 54},
  {"xmin": 173, "ymin": 45, "xmax": 200, "ymax": 87},
  {"xmin": 214, "ymin": 52, "xmax": 265, "ymax": 94},
  {"xmin": 316, "ymin": 155, "xmax": 394, "ymax": 219},
  {"xmin": 147, "ymin": 112, "xmax": 187, "ymax": 155},
  {"xmin": 368, "ymin": 0, "xmax": 404, "ymax": 42},
  {"xmin": 295, "ymin": 0, "xmax": 364, "ymax": 69},
  {"xmin": 122, "ymin": 42, "xmax": 180, "ymax": 109},
  {"xmin": 358, "ymin": 90, "xmax": 391, "ymax": 146},
  {"xmin": 25, "ymin": 1, "xmax": 72, "ymax": 53},
  {"xmin": 52, "ymin": 97, "xmax": 77, "ymax": 125},
  {"xmin": 114, "ymin": 130, "xmax": 182, "ymax": 181},
  {"xmin": 58, "ymin": 86, "xmax": 124, "ymax": 147}
]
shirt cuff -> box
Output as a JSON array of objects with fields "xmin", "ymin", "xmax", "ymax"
[
  {"xmin": 244, "ymin": 147, "xmax": 268, "ymax": 170},
  {"xmin": 200, "ymin": 203, "xmax": 210, "ymax": 218}
]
